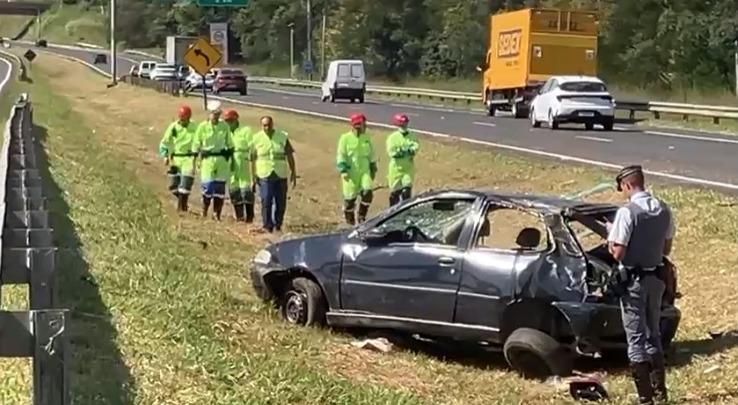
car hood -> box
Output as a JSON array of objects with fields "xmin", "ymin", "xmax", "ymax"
[{"xmin": 267, "ymin": 230, "xmax": 349, "ymax": 269}]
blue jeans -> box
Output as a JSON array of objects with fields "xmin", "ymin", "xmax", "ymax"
[
  {"xmin": 620, "ymin": 272, "xmax": 665, "ymax": 364},
  {"xmin": 258, "ymin": 177, "xmax": 288, "ymax": 231}
]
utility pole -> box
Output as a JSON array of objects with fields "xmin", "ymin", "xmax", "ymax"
[
  {"xmin": 288, "ymin": 23, "xmax": 295, "ymax": 79},
  {"xmin": 36, "ymin": 9, "xmax": 40, "ymax": 42},
  {"xmin": 109, "ymin": 0, "xmax": 117, "ymax": 85},
  {"xmin": 306, "ymin": 0, "xmax": 312, "ymax": 81},
  {"xmin": 320, "ymin": 11, "xmax": 326, "ymax": 80},
  {"xmin": 734, "ymin": 38, "xmax": 737, "ymax": 100}
]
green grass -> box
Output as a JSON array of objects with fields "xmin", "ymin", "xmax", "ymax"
[
  {"xmin": 0, "ymin": 16, "xmax": 34, "ymax": 39},
  {"xmin": 1, "ymin": 2, "xmax": 108, "ymax": 46}
]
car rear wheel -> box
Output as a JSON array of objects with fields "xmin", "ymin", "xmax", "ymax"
[
  {"xmin": 585, "ymin": 122, "xmax": 594, "ymax": 131},
  {"xmin": 603, "ymin": 118, "xmax": 614, "ymax": 131},
  {"xmin": 530, "ymin": 107, "xmax": 541, "ymax": 128},
  {"xmin": 548, "ymin": 111, "xmax": 559, "ymax": 130},
  {"xmin": 279, "ymin": 277, "xmax": 326, "ymax": 327},
  {"xmin": 503, "ymin": 328, "xmax": 572, "ymax": 379}
]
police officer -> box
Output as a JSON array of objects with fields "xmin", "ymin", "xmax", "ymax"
[
  {"xmin": 251, "ymin": 115, "xmax": 297, "ymax": 233},
  {"xmin": 158, "ymin": 105, "xmax": 198, "ymax": 212},
  {"xmin": 223, "ymin": 109, "xmax": 256, "ymax": 223},
  {"xmin": 606, "ymin": 165, "xmax": 675, "ymax": 405},
  {"xmin": 193, "ymin": 100, "xmax": 234, "ymax": 221},
  {"xmin": 336, "ymin": 113, "xmax": 377, "ymax": 225},
  {"xmin": 385, "ymin": 113, "xmax": 419, "ymax": 206}
]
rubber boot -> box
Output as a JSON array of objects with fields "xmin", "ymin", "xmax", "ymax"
[
  {"xmin": 651, "ymin": 355, "xmax": 668, "ymax": 403},
  {"xmin": 244, "ymin": 203, "xmax": 254, "ymax": 223},
  {"xmin": 213, "ymin": 197, "xmax": 224, "ymax": 221},
  {"xmin": 233, "ymin": 204, "xmax": 244, "ymax": 221},
  {"xmin": 357, "ymin": 203, "xmax": 369, "ymax": 223},
  {"xmin": 631, "ymin": 362, "xmax": 655, "ymax": 405},
  {"xmin": 344, "ymin": 210, "xmax": 356, "ymax": 226},
  {"xmin": 202, "ymin": 196, "xmax": 211, "ymax": 218},
  {"xmin": 176, "ymin": 193, "xmax": 185, "ymax": 212},
  {"xmin": 181, "ymin": 194, "xmax": 189, "ymax": 212}
]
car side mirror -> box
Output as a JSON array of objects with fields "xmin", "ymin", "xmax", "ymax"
[{"xmin": 361, "ymin": 228, "xmax": 388, "ymax": 245}]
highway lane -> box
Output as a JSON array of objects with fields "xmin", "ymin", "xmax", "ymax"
[
  {"xmin": 18, "ymin": 43, "xmax": 738, "ymax": 191},
  {"xmin": 0, "ymin": 56, "xmax": 11, "ymax": 95}
]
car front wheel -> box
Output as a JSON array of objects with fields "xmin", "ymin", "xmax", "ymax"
[
  {"xmin": 503, "ymin": 327, "xmax": 572, "ymax": 379},
  {"xmin": 279, "ymin": 277, "xmax": 326, "ymax": 327}
]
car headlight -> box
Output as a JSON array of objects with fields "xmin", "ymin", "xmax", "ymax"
[{"xmin": 253, "ymin": 249, "xmax": 273, "ymax": 265}]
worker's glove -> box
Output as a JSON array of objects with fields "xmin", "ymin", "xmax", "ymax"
[
  {"xmin": 158, "ymin": 144, "xmax": 169, "ymax": 158},
  {"xmin": 336, "ymin": 162, "xmax": 351, "ymax": 175},
  {"xmin": 406, "ymin": 143, "xmax": 418, "ymax": 155}
]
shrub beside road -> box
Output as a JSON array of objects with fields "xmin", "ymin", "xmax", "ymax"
[{"xmin": 0, "ymin": 52, "xmax": 736, "ymax": 404}]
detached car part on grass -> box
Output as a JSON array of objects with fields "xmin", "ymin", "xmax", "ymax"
[{"xmin": 249, "ymin": 189, "xmax": 681, "ymax": 379}]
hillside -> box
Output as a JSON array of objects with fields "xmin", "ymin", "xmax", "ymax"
[{"xmin": 0, "ymin": 2, "xmax": 107, "ymax": 46}]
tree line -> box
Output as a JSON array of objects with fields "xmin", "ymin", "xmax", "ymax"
[{"xmin": 84, "ymin": 0, "xmax": 738, "ymax": 93}]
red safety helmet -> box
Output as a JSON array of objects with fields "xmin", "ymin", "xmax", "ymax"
[
  {"xmin": 393, "ymin": 113, "xmax": 409, "ymax": 126},
  {"xmin": 223, "ymin": 109, "xmax": 239, "ymax": 122},
  {"xmin": 178, "ymin": 105, "xmax": 192, "ymax": 120},
  {"xmin": 350, "ymin": 113, "xmax": 367, "ymax": 126}
]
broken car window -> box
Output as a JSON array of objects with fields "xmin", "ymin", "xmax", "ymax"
[
  {"xmin": 376, "ymin": 199, "xmax": 475, "ymax": 246},
  {"xmin": 475, "ymin": 207, "xmax": 549, "ymax": 251}
]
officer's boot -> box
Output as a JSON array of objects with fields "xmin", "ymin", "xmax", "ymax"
[
  {"xmin": 344, "ymin": 210, "xmax": 355, "ymax": 226},
  {"xmin": 244, "ymin": 203, "xmax": 255, "ymax": 223},
  {"xmin": 651, "ymin": 355, "xmax": 668, "ymax": 403},
  {"xmin": 213, "ymin": 198, "xmax": 224, "ymax": 221},
  {"xmin": 631, "ymin": 362, "xmax": 655, "ymax": 405},
  {"xmin": 202, "ymin": 197, "xmax": 211, "ymax": 218},
  {"xmin": 233, "ymin": 203, "xmax": 244, "ymax": 222}
]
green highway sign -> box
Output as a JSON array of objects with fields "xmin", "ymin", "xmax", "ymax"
[{"xmin": 196, "ymin": 0, "xmax": 249, "ymax": 6}]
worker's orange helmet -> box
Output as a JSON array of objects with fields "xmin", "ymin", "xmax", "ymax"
[
  {"xmin": 178, "ymin": 105, "xmax": 192, "ymax": 120},
  {"xmin": 393, "ymin": 113, "xmax": 409, "ymax": 126},
  {"xmin": 350, "ymin": 113, "xmax": 367, "ymax": 126},
  {"xmin": 223, "ymin": 109, "xmax": 239, "ymax": 122}
]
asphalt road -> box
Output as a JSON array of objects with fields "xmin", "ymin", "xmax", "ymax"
[
  {"xmin": 0, "ymin": 54, "xmax": 12, "ymax": 98},
  {"xmin": 19, "ymin": 43, "xmax": 738, "ymax": 193}
]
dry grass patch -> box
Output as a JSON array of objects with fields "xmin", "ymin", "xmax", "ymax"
[{"xmin": 23, "ymin": 52, "xmax": 738, "ymax": 404}]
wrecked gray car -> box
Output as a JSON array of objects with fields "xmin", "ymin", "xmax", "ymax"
[{"xmin": 249, "ymin": 189, "xmax": 681, "ymax": 378}]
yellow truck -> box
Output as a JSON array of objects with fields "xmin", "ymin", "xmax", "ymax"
[{"xmin": 478, "ymin": 8, "xmax": 599, "ymax": 118}]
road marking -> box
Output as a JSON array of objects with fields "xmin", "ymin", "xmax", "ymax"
[
  {"xmin": 576, "ymin": 135, "xmax": 612, "ymax": 143},
  {"xmin": 473, "ymin": 121, "xmax": 496, "ymax": 128},
  {"xmin": 615, "ymin": 125, "xmax": 738, "ymax": 145},
  {"xmin": 390, "ymin": 103, "xmax": 455, "ymax": 113},
  {"xmin": 0, "ymin": 56, "xmax": 12, "ymax": 94},
  {"xmin": 50, "ymin": 50, "xmax": 738, "ymax": 192}
]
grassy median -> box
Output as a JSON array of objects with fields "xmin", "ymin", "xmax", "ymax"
[{"xmin": 0, "ymin": 52, "xmax": 735, "ymax": 404}]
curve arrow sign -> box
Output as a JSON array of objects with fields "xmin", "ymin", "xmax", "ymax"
[{"xmin": 194, "ymin": 49, "xmax": 210, "ymax": 66}]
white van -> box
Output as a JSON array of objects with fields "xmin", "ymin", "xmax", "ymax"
[
  {"xmin": 321, "ymin": 59, "xmax": 366, "ymax": 103},
  {"xmin": 138, "ymin": 60, "xmax": 157, "ymax": 79}
]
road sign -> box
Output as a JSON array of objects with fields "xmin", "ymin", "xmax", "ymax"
[
  {"xmin": 183, "ymin": 38, "xmax": 222, "ymax": 76},
  {"xmin": 303, "ymin": 59, "xmax": 313, "ymax": 73},
  {"xmin": 197, "ymin": 0, "xmax": 249, "ymax": 6},
  {"xmin": 23, "ymin": 49, "xmax": 36, "ymax": 62}
]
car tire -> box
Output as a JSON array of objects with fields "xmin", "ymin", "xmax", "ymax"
[
  {"xmin": 530, "ymin": 108, "xmax": 541, "ymax": 128},
  {"xmin": 603, "ymin": 118, "xmax": 614, "ymax": 131},
  {"xmin": 548, "ymin": 111, "xmax": 559, "ymax": 130},
  {"xmin": 358, "ymin": 94, "xmax": 365, "ymax": 103},
  {"xmin": 585, "ymin": 122, "xmax": 594, "ymax": 131},
  {"xmin": 279, "ymin": 277, "xmax": 326, "ymax": 327},
  {"xmin": 503, "ymin": 327, "xmax": 572, "ymax": 379},
  {"xmin": 512, "ymin": 102, "xmax": 527, "ymax": 119}
]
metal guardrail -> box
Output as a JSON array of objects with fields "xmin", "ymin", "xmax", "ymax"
[
  {"xmin": 0, "ymin": 94, "xmax": 70, "ymax": 405},
  {"xmin": 121, "ymin": 75, "xmax": 183, "ymax": 96}
]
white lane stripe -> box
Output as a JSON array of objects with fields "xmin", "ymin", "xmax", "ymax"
[
  {"xmin": 0, "ymin": 56, "xmax": 12, "ymax": 94},
  {"xmin": 575, "ymin": 135, "xmax": 612, "ymax": 143},
  {"xmin": 51, "ymin": 51, "xmax": 738, "ymax": 192},
  {"xmin": 615, "ymin": 125, "xmax": 738, "ymax": 145},
  {"xmin": 473, "ymin": 121, "xmax": 496, "ymax": 128},
  {"xmin": 390, "ymin": 102, "xmax": 455, "ymax": 113}
]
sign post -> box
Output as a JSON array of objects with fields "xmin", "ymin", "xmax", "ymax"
[{"xmin": 183, "ymin": 38, "xmax": 223, "ymax": 109}]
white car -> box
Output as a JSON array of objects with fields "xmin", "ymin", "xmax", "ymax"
[
  {"xmin": 150, "ymin": 63, "xmax": 178, "ymax": 81},
  {"xmin": 529, "ymin": 76, "xmax": 615, "ymax": 131},
  {"xmin": 137, "ymin": 60, "xmax": 157, "ymax": 79},
  {"xmin": 184, "ymin": 71, "xmax": 215, "ymax": 90}
]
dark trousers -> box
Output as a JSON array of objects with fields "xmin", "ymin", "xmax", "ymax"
[{"xmin": 258, "ymin": 177, "xmax": 288, "ymax": 231}]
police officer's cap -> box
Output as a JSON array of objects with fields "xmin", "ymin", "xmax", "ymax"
[{"xmin": 615, "ymin": 165, "xmax": 643, "ymax": 191}]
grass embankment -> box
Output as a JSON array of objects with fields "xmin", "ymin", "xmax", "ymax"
[
  {"xmin": 0, "ymin": 51, "xmax": 736, "ymax": 404},
  {"xmin": 1, "ymin": 2, "xmax": 107, "ymax": 46},
  {"xmin": 0, "ymin": 16, "xmax": 33, "ymax": 39}
]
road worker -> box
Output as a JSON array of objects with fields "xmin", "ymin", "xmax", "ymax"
[
  {"xmin": 251, "ymin": 115, "xmax": 298, "ymax": 233},
  {"xmin": 606, "ymin": 165, "xmax": 676, "ymax": 405},
  {"xmin": 386, "ymin": 113, "xmax": 419, "ymax": 206},
  {"xmin": 223, "ymin": 109, "xmax": 255, "ymax": 223},
  {"xmin": 158, "ymin": 105, "xmax": 198, "ymax": 212},
  {"xmin": 193, "ymin": 100, "xmax": 233, "ymax": 220},
  {"xmin": 336, "ymin": 113, "xmax": 377, "ymax": 225}
]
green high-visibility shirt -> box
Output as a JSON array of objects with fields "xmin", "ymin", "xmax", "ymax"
[
  {"xmin": 193, "ymin": 120, "xmax": 233, "ymax": 182},
  {"xmin": 229, "ymin": 125, "xmax": 254, "ymax": 188},
  {"xmin": 252, "ymin": 129, "xmax": 293, "ymax": 179},
  {"xmin": 336, "ymin": 130, "xmax": 376, "ymax": 177},
  {"xmin": 158, "ymin": 120, "xmax": 197, "ymax": 176},
  {"xmin": 386, "ymin": 129, "xmax": 419, "ymax": 189}
]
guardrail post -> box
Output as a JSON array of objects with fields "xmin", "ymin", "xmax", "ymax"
[{"xmin": 33, "ymin": 310, "xmax": 70, "ymax": 405}]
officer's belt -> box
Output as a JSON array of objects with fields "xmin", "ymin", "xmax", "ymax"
[
  {"xmin": 201, "ymin": 149, "xmax": 232, "ymax": 158},
  {"xmin": 623, "ymin": 265, "xmax": 660, "ymax": 278}
]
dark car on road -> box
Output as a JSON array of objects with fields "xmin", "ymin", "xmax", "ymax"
[
  {"xmin": 250, "ymin": 189, "xmax": 681, "ymax": 378},
  {"xmin": 212, "ymin": 68, "xmax": 248, "ymax": 95}
]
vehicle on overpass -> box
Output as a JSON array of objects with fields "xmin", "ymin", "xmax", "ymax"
[
  {"xmin": 249, "ymin": 188, "xmax": 681, "ymax": 378},
  {"xmin": 212, "ymin": 68, "xmax": 248, "ymax": 95},
  {"xmin": 529, "ymin": 75, "xmax": 615, "ymax": 131},
  {"xmin": 321, "ymin": 59, "xmax": 366, "ymax": 103},
  {"xmin": 477, "ymin": 8, "xmax": 599, "ymax": 119}
]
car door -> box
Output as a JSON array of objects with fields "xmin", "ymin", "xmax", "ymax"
[
  {"xmin": 340, "ymin": 196, "xmax": 479, "ymax": 323},
  {"xmin": 455, "ymin": 202, "xmax": 553, "ymax": 336},
  {"xmin": 532, "ymin": 79, "xmax": 552, "ymax": 121}
]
